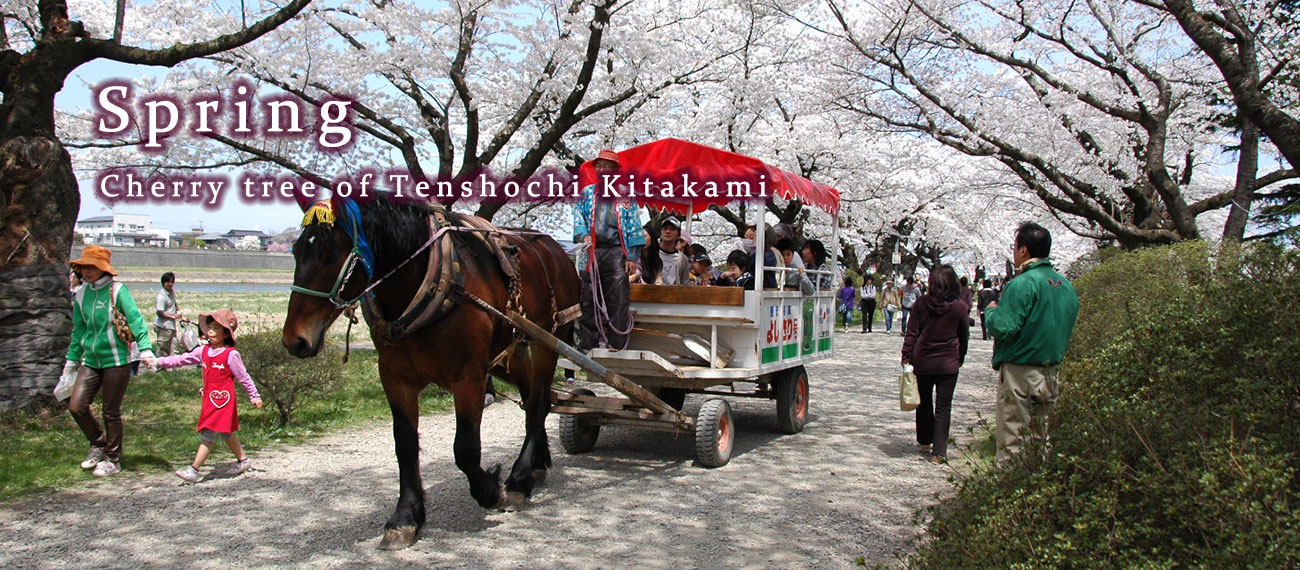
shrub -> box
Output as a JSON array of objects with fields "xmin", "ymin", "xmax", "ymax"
[
  {"xmin": 237, "ymin": 330, "xmax": 346, "ymax": 427},
  {"xmin": 908, "ymin": 241, "xmax": 1300, "ymax": 569}
]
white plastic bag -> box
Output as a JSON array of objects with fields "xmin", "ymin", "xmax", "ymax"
[
  {"xmin": 899, "ymin": 364, "xmax": 920, "ymax": 412},
  {"xmin": 179, "ymin": 320, "xmax": 202, "ymax": 352},
  {"xmin": 54, "ymin": 363, "xmax": 78, "ymax": 401}
]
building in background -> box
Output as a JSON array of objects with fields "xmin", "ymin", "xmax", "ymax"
[{"xmin": 74, "ymin": 214, "xmax": 171, "ymax": 247}]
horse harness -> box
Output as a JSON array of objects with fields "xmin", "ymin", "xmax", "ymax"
[{"xmin": 292, "ymin": 201, "xmax": 580, "ymax": 368}]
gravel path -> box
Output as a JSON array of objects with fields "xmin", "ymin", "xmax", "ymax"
[{"xmin": 0, "ymin": 329, "xmax": 997, "ymax": 569}]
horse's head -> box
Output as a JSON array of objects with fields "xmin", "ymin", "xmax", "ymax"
[{"xmin": 283, "ymin": 200, "xmax": 367, "ymax": 358}]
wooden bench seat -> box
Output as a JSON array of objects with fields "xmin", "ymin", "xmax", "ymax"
[{"xmin": 628, "ymin": 284, "xmax": 744, "ymax": 306}]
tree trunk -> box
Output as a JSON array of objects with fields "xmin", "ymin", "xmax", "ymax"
[
  {"xmin": 1223, "ymin": 120, "xmax": 1259, "ymax": 242},
  {"xmin": 0, "ymin": 0, "xmax": 308, "ymax": 410},
  {"xmin": 0, "ymin": 136, "xmax": 78, "ymax": 410}
]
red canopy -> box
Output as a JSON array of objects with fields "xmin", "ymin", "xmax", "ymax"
[{"xmin": 578, "ymin": 138, "xmax": 841, "ymax": 215}]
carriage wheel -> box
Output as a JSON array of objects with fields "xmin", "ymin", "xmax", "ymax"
[
  {"xmin": 776, "ymin": 366, "xmax": 809, "ymax": 434},
  {"xmin": 654, "ymin": 387, "xmax": 688, "ymax": 411},
  {"xmin": 559, "ymin": 389, "xmax": 600, "ymax": 454},
  {"xmin": 695, "ymin": 398, "xmax": 734, "ymax": 468}
]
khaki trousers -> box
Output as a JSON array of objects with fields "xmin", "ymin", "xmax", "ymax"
[
  {"xmin": 155, "ymin": 326, "xmax": 180, "ymax": 357},
  {"xmin": 995, "ymin": 363, "xmax": 1059, "ymax": 465}
]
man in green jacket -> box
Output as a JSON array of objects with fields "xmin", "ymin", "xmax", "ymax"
[{"xmin": 984, "ymin": 222, "xmax": 1079, "ymax": 465}]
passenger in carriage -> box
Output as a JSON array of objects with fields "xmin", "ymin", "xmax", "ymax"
[
  {"xmin": 801, "ymin": 239, "xmax": 833, "ymax": 291},
  {"xmin": 721, "ymin": 249, "xmax": 755, "ymax": 290},
  {"xmin": 740, "ymin": 225, "xmax": 780, "ymax": 289},
  {"xmin": 776, "ymin": 239, "xmax": 816, "ymax": 295},
  {"xmin": 687, "ymin": 247, "xmax": 718, "ymax": 286},
  {"xmin": 639, "ymin": 216, "xmax": 691, "ymax": 285}
]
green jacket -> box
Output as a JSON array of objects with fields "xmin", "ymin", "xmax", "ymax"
[
  {"xmin": 67, "ymin": 279, "xmax": 153, "ymax": 369},
  {"xmin": 986, "ymin": 259, "xmax": 1079, "ymax": 369}
]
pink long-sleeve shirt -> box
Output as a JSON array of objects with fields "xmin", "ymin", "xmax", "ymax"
[{"xmin": 157, "ymin": 345, "xmax": 261, "ymax": 401}]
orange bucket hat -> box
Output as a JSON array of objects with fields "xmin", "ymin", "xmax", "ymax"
[
  {"xmin": 69, "ymin": 245, "xmax": 117, "ymax": 276},
  {"xmin": 200, "ymin": 310, "xmax": 239, "ymax": 344},
  {"xmin": 594, "ymin": 149, "xmax": 620, "ymax": 166}
]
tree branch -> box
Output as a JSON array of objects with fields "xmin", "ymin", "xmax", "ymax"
[{"xmin": 84, "ymin": 0, "xmax": 311, "ymax": 67}]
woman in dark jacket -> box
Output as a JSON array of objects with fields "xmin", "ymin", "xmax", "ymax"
[{"xmin": 901, "ymin": 265, "xmax": 970, "ymax": 464}]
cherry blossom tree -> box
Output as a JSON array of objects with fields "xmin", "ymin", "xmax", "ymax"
[
  {"xmin": 68, "ymin": 0, "xmax": 741, "ymax": 226},
  {"xmin": 0, "ymin": 0, "xmax": 308, "ymax": 409},
  {"xmin": 807, "ymin": 0, "xmax": 1295, "ymax": 248}
]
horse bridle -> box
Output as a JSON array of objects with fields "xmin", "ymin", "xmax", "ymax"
[{"xmin": 289, "ymin": 245, "xmax": 367, "ymax": 309}]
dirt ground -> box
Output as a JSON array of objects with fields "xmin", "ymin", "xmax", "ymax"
[{"xmin": 0, "ymin": 328, "xmax": 998, "ymax": 569}]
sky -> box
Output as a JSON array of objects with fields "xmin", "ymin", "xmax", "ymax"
[{"xmin": 66, "ymin": 61, "xmax": 308, "ymax": 235}]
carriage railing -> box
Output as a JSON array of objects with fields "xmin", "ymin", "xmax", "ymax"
[{"xmin": 763, "ymin": 265, "xmax": 836, "ymax": 292}]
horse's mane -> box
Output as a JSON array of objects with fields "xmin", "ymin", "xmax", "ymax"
[
  {"xmin": 296, "ymin": 194, "xmax": 499, "ymax": 278},
  {"xmin": 359, "ymin": 194, "xmax": 432, "ymax": 274},
  {"xmin": 359, "ymin": 195, "xmax": 498, "ymax": 276}
]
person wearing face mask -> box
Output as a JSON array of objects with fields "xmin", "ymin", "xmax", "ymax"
[{"xmin": 741, "ymin": 225, "xmax": 780, "ymax": 289}]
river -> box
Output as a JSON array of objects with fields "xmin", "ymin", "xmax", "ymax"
[{"xmin": 120, "ymin": 282, "xmax": 290, "ymax": 293}]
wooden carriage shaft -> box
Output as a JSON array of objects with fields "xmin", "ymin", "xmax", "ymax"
[{"xmin": 503, "ymin": 310, "xmax": 688, "ymax": 422}]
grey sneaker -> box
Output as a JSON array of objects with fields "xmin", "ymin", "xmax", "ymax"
[
  {"xmin": 80, "ymin": 446, "xmax": 105, "ymax": 470},
  {"xmin": 484, "ymin": 393, "xmax": 495, "ymax": 407},
  {"xmin": 92, "ymin": 460, "xmax": 120, "ymax": 477},
  {"xmin": 175, "ymin": 466, "xmax": 202, "ymax": 483},
  {"xmin": 233, "ymin": 459, "xmax": 252, "ymax": 474}
]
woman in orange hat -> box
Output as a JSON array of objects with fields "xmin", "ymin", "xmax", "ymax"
[
  {"xmin": 61, "ymin": 245, "xmax": 156, "ymax": 477},
  {"xmin": 155, "ymin": 309, "xmax": 263, "ymax": 483}
]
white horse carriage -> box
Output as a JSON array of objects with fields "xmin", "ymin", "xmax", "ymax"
[{"xmin": 522, "ymin": 139, "xmax": 843, "ymax": 467}]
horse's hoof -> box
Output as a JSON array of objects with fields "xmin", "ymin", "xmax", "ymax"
[
  {"xmin": 378, "ymin": 526, "xmax": 418, "ymax": 550},
  {"xmin": 499, "ymin": 491, "xmax": 530, "ymax": 512},
  {"xmin": 531, "ymin": 469, "xmax": 547, "ymax": 486},
  {"xmin": 491, "ymin": 483, "xmax": 509, "ymax": 510}
]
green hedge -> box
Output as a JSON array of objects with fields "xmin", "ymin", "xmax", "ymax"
[{"xmin": 908, "ymin": 241, "xmax": 1300, "ymax": 569}]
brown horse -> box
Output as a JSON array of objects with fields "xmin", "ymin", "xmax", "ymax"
[{"xmin": 281, "ymin": 195, "xmax": 579, "ymax": 549}]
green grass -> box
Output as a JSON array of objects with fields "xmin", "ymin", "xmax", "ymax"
[
  {"xmin": 0, "ymin": 289, "xmax": 429, "ymax": 503},
  {"xmin": 0, "ymin": 350, "xmax": 454, "ymax": 502}
]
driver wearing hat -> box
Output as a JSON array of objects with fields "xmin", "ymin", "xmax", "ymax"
[{"xmin": 573, "ymin": 149, "xmax": 646, "ymax": 351}]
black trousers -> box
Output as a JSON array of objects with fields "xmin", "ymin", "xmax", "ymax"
[
  {"xmin": 577, "ymin": 246, "xmax": 631, "ymax": 351},
  {"xmin": 859, "ymin": 298, "xmax": 876, "ymax": 331},
  {"xmin": 915, "ymin": 373, "xmax": 959, "ymax": 458}
]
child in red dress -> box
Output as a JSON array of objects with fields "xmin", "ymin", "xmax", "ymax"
[{"xmin": 154, "ymin": 310, "xmax": 263, "ymax": 483}]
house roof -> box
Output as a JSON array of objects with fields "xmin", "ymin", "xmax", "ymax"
[
  {"xmin": 77, "ymin": 216, "xmax": 115, "ymax": 224},
  {"xmin": 224, "ymin": 229, "xmax": 269, "ymax": 237}
]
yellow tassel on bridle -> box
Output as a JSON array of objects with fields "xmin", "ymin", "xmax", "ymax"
[{"xmin": 302, "ymin": 201, "xmax": 336, "ymax": 227}]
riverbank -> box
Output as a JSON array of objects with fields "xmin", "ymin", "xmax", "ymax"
[{"xmin": 113, "ymin": 265, "xmax": 292, "ymax": 285}]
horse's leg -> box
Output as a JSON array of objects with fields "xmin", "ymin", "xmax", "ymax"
[
  {"xmin": 378, "ymin": 372, "xmax": 426, "ymax": 550},
  {"xmin": 451, "ymin": 376, "xmax": 504, "ymax": 509},
  {"xmin": 504, "ymin": 347, "xmax": 556, "ymax": 500}
]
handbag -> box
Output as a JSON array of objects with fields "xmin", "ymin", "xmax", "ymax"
[
  {"xmin": 110, "ymin": 283, "xmax": 136, "ymax": 344},
  {"xmin": 899, "ymin": 364, "xmax": 920, "ymax": 411}
]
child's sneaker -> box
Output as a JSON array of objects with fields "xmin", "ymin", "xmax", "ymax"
[
  {"xmin": 92, "ymin": 460, "xmax": 120, "ymax": 477},
  {"xmin": 233, "ymin": 459, "xmax": 252, "ymax": 474},
  {"xmin": 80, "ymin": 446, "xmax": 105, "ymax": 469},
  {"xmin": 175, "ymin": 466, "xmax": 202, "ymax": 483}
]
